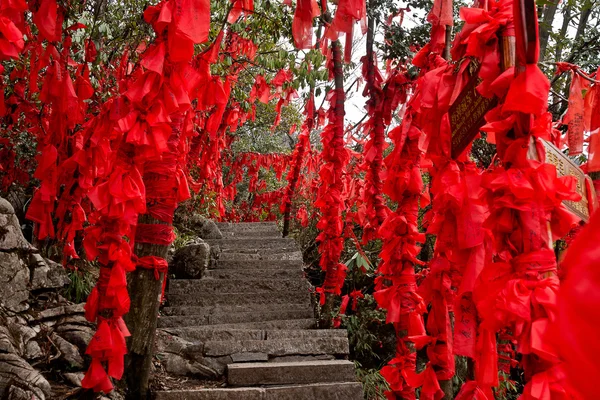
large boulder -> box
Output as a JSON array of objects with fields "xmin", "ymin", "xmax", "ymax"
[
  {"xmin": 0, "ymin": 252, "xmax": 30, "ymax": 313},
  {"xmin": 0, "ymin": 196, "xmax": 87, "ymax": 399},
  {"xmin": 29, "ymin": 255, "xmax": 70, "ymax": 291},
  {"xmin": 155, "ymin": 330, "xmax": 222, "ymax": 378},
  {"xmin": 174, "ymin": 210, "xmax": 222, "ymax": 239},
  {"xmin": 0, "ymin": 353, "xmax": 50, "ymax": 400},
  {"xmin": 170, "ymin": 240, "xmax": 210, "ymax": 279},
  {"xmin": 0, "ymin": 198, "xmax": 34, "ymax": 252}
]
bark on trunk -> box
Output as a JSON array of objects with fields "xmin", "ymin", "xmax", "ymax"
[
  {"xmin": 538, "ymin": 0, "xmax": 559, "ymax": 61},
  {"xmin": 554, "ymin": 4, "xmax": 572, "ymax": 65},
  {"xmin": 320, "ymin": 38, "xmax": 345, "ymax": 329},
  {"xmin": 124, "ymin": 114, "xmax": 185, "ymax": 399},
  {"xmin": 123, "ymin": 218, "xmax": 167, "ymax": 400},
  {"xmin": 558, "ymin": 1, "xmax": 592, "ymax": 114},
  {"xmin": 365, "ymin": 5, "xmax": 387, "ymax": 228}
]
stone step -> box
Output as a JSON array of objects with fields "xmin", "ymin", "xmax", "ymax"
[
  {"xmin": 162, "ymin": 303, "xmax": 312, "ymax": 317},
  {"xmin": 216, "ymin": 222, "xmax": 280, "ymax": 234},
  {"xmin": 216, "ymin": 222, "xmax": 278, "ymax": 228},
  {"xmin": 202, "ymin": 337, "xmax": 349, "ymax": 358},
  {"xmin": 206, "ymin": 238, "xmax": 297, "ymax": 250},
  {"xmin": 164, "ymin": 319, "xmax": 317, "ymax": 331},
  {"xmin": 213, "ymin": 260, "xmax": 303, "ymax": 270},
  {"xmin": 158, "ymin": 308, "xmax": 314, "ymax": 328},
  {"xmin": 159, "ymin": 328, "xmax": 347, "ymax": 343},
  {"xmin": 154, "ymin": 382, "xmax": 364, "ymax": 400},
  {"xmin": 168, "ymin": 279, "xmax": 310, "ymax": 295},
  {"xmin": 227, "ymin": 360, "xmax": 356, "ymax": 386},
  {"xmin": 217, "ymin": 251, "xmax": 303, "ymax": 261},
  {"xmin": 166, "ymin": 291, "xmax": 312, "ymax": 307},
  {"xmin": 221, "ymin": 231, "xmax": 282, "ymax": 239},
  {"xmin": 203, "ymin": 269, "xmax": 303, "ymax": 280}
]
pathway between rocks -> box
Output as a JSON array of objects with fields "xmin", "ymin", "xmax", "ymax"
[{"xmin": 154, "ymin": 222, "xmax": 363, "ymax": 399}]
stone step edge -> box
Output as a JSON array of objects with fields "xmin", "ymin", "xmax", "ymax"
[
  {"xmin": 156, "ymin": 318, "xmax": 317, "ymax": 330},
  {"xmin": 153, "ymin": 382, "xmax": 363, "ymax": 400},
  {"xmin": 160, "ymin": 328, "xmax": 348, "ymax": 339},
  {"xmin": 226, "ymin": 360, "xmax": 357, "ymax": 387}
]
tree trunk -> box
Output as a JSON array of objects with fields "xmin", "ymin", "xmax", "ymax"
[
  {"xmin": 558, "ymin": 1, "xmax": 592, "ymax": 114},
  {"xmin": 123, "ymin": 217, "xmax": 167, "ymax": 400},
  {"xmin": 283, "ymin": 11, "xmax": 323, "ymax": 238},
  {"xmin": 539, "ymin": 0, "xmax": 559, "ymax": 61},
  {"xmin": 320, "ymin": 38, "xmax": 345, "ymax": 328},
  {"xmin": 124, "ymin": 114, "xmax": 185, "ymax": 399},
  {"xmin": 554, "ymin": 3, "xmax": 572, "ymax": 65}
]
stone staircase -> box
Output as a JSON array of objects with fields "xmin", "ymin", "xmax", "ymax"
[{"xmin": 154, "ymin": 222, "xmax": 363, "ymax": 400}]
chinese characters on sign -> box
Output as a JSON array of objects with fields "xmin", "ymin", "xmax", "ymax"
[
  {"xmin": 541, "ymin": 139, "xmax": 597, "ymax": 221},
  {"xmin": 449, "ymin": 71, "xmax": 497, "ymax": 159}
]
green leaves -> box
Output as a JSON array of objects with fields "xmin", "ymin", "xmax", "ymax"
[{"xmin": 345, "ymin": 251, "xmax": 374, "ymax": 275}]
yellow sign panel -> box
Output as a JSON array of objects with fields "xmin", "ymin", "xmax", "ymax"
[{"xmin": 541, "ymin": 140, "xmax": 597, "ymax": 221}]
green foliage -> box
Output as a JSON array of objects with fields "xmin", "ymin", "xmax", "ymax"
[
  {"xmin": 63, "ymin": 265, "xmax": 97, "ymax": 304},
  {"xmin": 230, "ymin": 102, "xmax": 302, "ymax": 155},
  {"xmin": 355, "ymin": 361, "xmax": 391, "ymax": 400},
  {"xmin": 342, "ymin": 295, "xmax": 395, "ymax": 369}
]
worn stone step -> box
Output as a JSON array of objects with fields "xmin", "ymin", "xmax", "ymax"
[
  {"xmin": 162, "ymin": 303, "xmax": 312, "ymax": 317},
  {"xmin": 167, "ymin": 291, "xmax": 312, "ymax": 307},
  {"xmin": 158, "ymin": 308, "xmax": 314, "ymax": 328},
  {"xmin": 166, "ymin": 319, "xmax": 316, "ymax": 331},
  {"xmin": 169, "ymin": 279, "xmax": 310, "ymax": 295},
  {"xmin": 227, "ymin": 360, "xmax": 356, "ymax": 386},
  {"xmin": 202, "ymin": 337, "xmax": 349, "ymax": 358},
  {"xmin": 217, "ymin": 251, "xmax": 303, "ymax": 261},
  {"xmin": 221, "ymin": 230, "xmax": 282, "ymax": 239},
  {"xmin": 159, "ymin": 328, "xmax": 347, "ymax": 343},
  {"xmin": 154, "ymin": 382, "xmax": 364, "ymax": 400},
  {"xmin": 215, "ymin": 222, "xmax": 280, "ymax": 234},
  {"xmin": 213, "ymin": 260, "xmax": 303, "ymax": 270},
  {"xmin": 206, "ymin": 238, "xmax": 296, "ymax": 250},
  {"xmin": 216, "ymin": 222, "xmax": 278, "ymax": 228},
  {"xmin": 203, "ymin": 268, "xmax": 302, "ymax": 280}
]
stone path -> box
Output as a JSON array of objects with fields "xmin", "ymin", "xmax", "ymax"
[{"xmin": 154, "ymin": 222, "xmax": 363, "ymax": 399}]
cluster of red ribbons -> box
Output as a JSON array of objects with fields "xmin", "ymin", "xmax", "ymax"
[
  {"xmin": 315, "ymin": 82, "xmax": 349, "ymax": 302},
  {"xmin": 372, "ymin": 1, "xmax": 456, "ymax": 396},
  {"xmin": 1, "ymin": 0, "xmax": 237, "ymax": 392},
  {"xmin": 449, "ymin": 1, "xmax": 581, "ymax": 398},
  {"xmin": 553, "ymin": 63, "xmax": 600, "ymax": 158},
  {"xmin": 280, "ymin": 95, "xmax": 315, "ymax": 227},
  {"xmin": 373, "ymin": 0, "xmax": 588, "ymax": 398},
  {"xmin": 358, "ymin": 48, "xmax": 389, "ymax": 243},
  {"xmin": 77, "ymin": 0, "xmax": 214, "ymax": 390},
  {"xmin": 221, "ymin": 151, "xmax": 292, "ymax": 221}
]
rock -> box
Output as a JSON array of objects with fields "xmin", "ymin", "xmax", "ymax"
[
  {"xmin": 63, "ymin": 372, "xmax": 84, "ymax": 387},
  {"xmin": 186, "ymin": 215, "xmax": 223, "ymax": 239},
  {"xmin": 0, "ymin": 313, "xmax": 37, "ymax": 359},
  {"xmin": 0, "ymin": 252, "xmax": 31, "ymax": 312},
  {"xmin": 171, "ymin": 242, "xmax": 210, "ymax": 279},
  {"xmin": 0, "ymin": 353, "xmax": 50, "ymax": 400},
  {"xmin": 25, "ymin": 341, "xmax": 42, "ymax": 360},
  {"xmin": 156, "ymin": 330, "xmax": 221, "ymax": 378},
  {"xmin": 53, "ymin": 322, "xmax": 94, "ymax": 352},
  {"xmin": 6, "ymin": 386, "xmax": 42, "ymax": 400},
  {"xmin": 0, "ymin": 198, "xmax": 34, "ymax": 252},
  {"xmin": 174, "ymin": 209, "xmax": 222, "ymax": 239},
  {"xmin": 29, "ymin": 255, "xmax": 70, "ymax": 291},
  {"xmin": 50, "ymin": 333, "xmax": 84, "ymax": 369},
  {"xmin": 34, "ymin": 303, "xmax": 84, "ymax": 321},
  {"xmin": 161, "ymin": 353, "xmax": 220, "ymax": 378}
]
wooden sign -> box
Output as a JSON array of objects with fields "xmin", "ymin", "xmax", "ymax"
[
  {"xmin": 449, "ymin": 72, "xmax": 497, "ymax": 159},
  {"xmin": 541, "ymin": 140, "xmax": 597, "ymax": 221}
]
